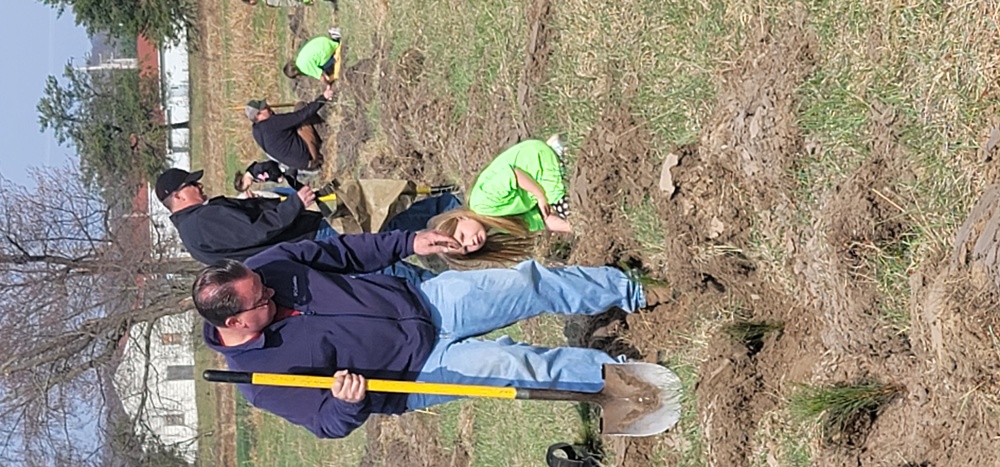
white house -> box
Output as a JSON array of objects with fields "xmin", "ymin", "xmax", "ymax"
[{"xmin": 112, "ymin": 310, "xmax": 199, "ymax": 464}]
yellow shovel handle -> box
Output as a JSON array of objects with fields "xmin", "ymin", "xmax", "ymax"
[{"xmin": 205, "ymin": 370, "xmax": 517, "ymax": 399}]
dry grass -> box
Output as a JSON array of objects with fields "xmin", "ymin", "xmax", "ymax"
[{"xmin": 191, "ymin": 0, "xmax": 296, "ymax": 193}]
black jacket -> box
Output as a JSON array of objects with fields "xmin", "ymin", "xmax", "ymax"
[
  {"xmin": 251, "ymin": 98, "xmax": 326, "ymax": 169},
  {"xmin": 170, "ymin": 195, "xmax": 323, "ymax": 264}
]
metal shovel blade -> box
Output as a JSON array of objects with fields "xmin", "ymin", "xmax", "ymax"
[
  {"xmin": 514, "ymin": 362, "xmax": 682, "ymax": 436},
  {"xmin": 595, "ymin": 363, "xmax": 682, "ymax": 436}
]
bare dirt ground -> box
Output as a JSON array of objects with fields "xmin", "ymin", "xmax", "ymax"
[{"xmin": 278, "ymin": 2, "xmax": 1000, "ymax": 465}]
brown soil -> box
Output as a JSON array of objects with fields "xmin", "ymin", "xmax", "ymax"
[
  {"xmin": 284, "ymin": 2, "xmax": 1000, "ymax": 466},
  {"xmin": 599, "ymin": 364, "xmax": 663, "ymax": 434},
  {"xmin": 358, "ymin": 410, "xmax": 474, "ymax": 467}
]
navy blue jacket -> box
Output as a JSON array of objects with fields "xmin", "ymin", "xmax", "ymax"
[
  {"xmin": 251, "ymin": 98, "xmax": 325, "ymax": 169},
  {"xmin": 203, "ymin": 231, "xmax": 438, "ymax": 438},
  {"xmin": 171, "ymin": 195, "xmax": 322, "ymax": 264}
]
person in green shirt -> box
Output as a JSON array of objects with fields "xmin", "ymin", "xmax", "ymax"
[
  {"xmin": 283, "ymin": 28, "xmax": 342, "ymax": 85},
  {"xmin": 428, "ymin": 136, "xmax": 571, "ymax": 269}
]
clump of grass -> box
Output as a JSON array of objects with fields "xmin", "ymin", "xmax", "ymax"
[
  {"xmin": 622, "ymin": 197, "xmax": 666, "ymax": 253},
  {"xmin": 723, "ymin": 320, "xmax": 784, "ymax": 355},
  {"xmin": 790, "ymin": 382, "xmax": 901, "ymax": 446},
  {"xmin": 616, "ymin": 258, "xmax": 667, "ymax": 288}
]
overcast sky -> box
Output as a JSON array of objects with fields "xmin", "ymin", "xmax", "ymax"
[{"xmin": 0, "ymin": 2, "xmax": 89, "ymax": 180}]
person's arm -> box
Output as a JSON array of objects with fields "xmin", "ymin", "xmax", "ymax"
[
  {"xmin": 246, "ymin": 385, "xmax": 371, "ymax": 439},
  {"xmin": 199, "ymin": 197, "xmax": 307, "ymax": 246},
  {"xmin": 265, "ymin": 162, "xmax": 284, "ymax": 180},
  {"xmin": 250, "ymin": 231, "xmax": 416, "ymax": 274},
  {"xmin": 513, "ymin": 167, "xmax": 550, "ymax": 216},
  {"xmin": 247, "ymin": 230, "xmax": 459, "ymax": 274},
  {"xmin": 264, "ymin": 96, "xmax": 329, "ymax": 131}
]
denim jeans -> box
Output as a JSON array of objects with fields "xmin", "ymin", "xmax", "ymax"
[
  {"xmin": 381, "ymin": 193, "xmax": 462, "ymax": 233},
  {"xmin": 377, "ymin": 261, "xmax": 439, "ymax": 285},
  {"xmin": 313, "ymin": 221, "xmax": 339, "ymax": 241},
  {"xmin": 406, "ymin": 260, "xmax": 646, "ymax": 410}
]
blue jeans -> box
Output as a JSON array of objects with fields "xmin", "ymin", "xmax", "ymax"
[
  {"xmin": 313, "ymin": 221, "xmax": 339, "ymax": 241},
  {"xmin": 381, "ymin": 193, "xmax": 462, "ymax": 233},
  {"xmin": 378, "ymin": 261, "xmax": 439, "ymax": 285},
  {"xmin": 406, "ymin": 260, "xmax": 646, "ymax": 410}
]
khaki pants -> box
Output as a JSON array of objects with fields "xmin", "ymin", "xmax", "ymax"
[
  {"xmin": 293, "ymin": 101, "xmax": 325, "ymax": 170},
  {"xmin": 297, "ymin": 124, "xmax": 324, "ymax": 170}
]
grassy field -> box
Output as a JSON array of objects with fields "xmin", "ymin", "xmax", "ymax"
[{"xmin": 190, "ymin": 0, "xmax": 999, "ymax": 465}]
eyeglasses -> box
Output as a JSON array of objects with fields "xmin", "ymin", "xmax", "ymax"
[{"xmin": 237, "ymin": 286, "xmax": 273, "ymax": 313}]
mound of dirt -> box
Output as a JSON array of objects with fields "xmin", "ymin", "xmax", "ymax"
[
  {"xmin": 568, "ymin": 105, "xmax": 656, "ymax": 266},
  {"xmin": 853, "ymin": 185, "xmax": 1000, "ymax": 467}
]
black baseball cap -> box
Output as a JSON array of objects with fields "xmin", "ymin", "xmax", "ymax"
[{"xmin": 155, "ymin": 168, "xmax": 204, "ymax": 203}]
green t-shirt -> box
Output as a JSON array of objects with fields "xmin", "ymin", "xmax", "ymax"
[
  {"xmin": 295, "ymin": 36, "xmax": 339, "ymax": 80},
  {"xmin": 468, "ymin": 139, "xmax": 565, "ymax": 232}
]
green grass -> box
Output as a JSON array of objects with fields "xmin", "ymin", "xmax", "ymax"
[
  {"xmin": 789, "ymin": 382, "xmax": 901, "ymax": 445},
  {"xmin": 864, "ymin": 234, "xmax": 916, "ymax": 334},
  {"xmin": 193, "ymin": 334, "xmax": 221, "ymax": 465},
  {"xmin": 657, "ymin": 356, "xmax": 706, "ymax": 467},
  {"xmin": 235, "ymin": 393, "xmax": 255, "ymax": 467},
  {"xmin": 623, "ymin": 196, "xmax": 666, "ymax": 253},
  {"xmin": 468, "ymin": 399, "xmax": 583, "ymax": 466},
  {"xmin": 723, "ymin": 320, "xmax": 784, "ymax": 352},
  {"xmin": 242, "ymin": 408, "xmax": 367, "ymax": 467},
  {"xmin": 539, "ymin": 0, "xmax": 736, "ymax": 149},
  {"xmin": 338, "ymin": 0, "xmax": 525, "ymax": 122}
]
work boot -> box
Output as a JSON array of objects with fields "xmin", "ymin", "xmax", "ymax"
[
  {"xmin": 618, "ymin": 261, "xmax": 673, "ymax": 308},
  {"xmin": 642, "ymin": 284, "xmax": 675, "ymax": 308}
]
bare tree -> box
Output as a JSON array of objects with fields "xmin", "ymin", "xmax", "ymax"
[{"xmin": 0, "ymin": 167, "xmax": 200, "ymax": 465}]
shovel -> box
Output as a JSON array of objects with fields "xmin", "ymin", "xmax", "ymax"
[{"xmin": 204, "ymin": 362, "xmax": 682, "ymax": 436}]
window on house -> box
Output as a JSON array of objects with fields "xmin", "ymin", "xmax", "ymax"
[
  {"xmin": 165, "ymin": 365, "xmax": 194, "ymax": 381},
  {"xmin": 160, "ymin": 413, "xmax": 184, "ymax": 426},
  {"xmin": 161, "ymin": 333, "xmax": 183, "ymax": 345}
]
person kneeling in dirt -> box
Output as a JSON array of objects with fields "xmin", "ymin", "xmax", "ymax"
[
  {"xmin": 283, "ymin": 28, "xmax": 343, "ymax": 86},
  {"xmin": 157, "ymin": 168, "xmax": 337, "ymax": 264},
  {"xmin": 192, "ymin": 232, "xmax": 671, "ymax": 439},
  {"xmin": 246, "ymin": 85, "xmax": 334, "ymax": 171},
  {"xmin": 427, "ymin": 136, "xmax": 571, "ymax": 269}
]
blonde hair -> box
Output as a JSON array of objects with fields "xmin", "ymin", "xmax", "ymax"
[{"xmin": 428, "ymin": 209, "xmax": 534, "ymax": 269}]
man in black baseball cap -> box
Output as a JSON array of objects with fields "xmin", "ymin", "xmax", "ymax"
[
  {"xmin": 155, "ymin": 167, "xmax": 334, "ymax": 265},
  {"xmin": 156, "ymin": 168, "xmax": 205, "ymax": 204}
]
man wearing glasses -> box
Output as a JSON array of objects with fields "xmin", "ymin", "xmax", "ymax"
[{"xmin": 155, "ymin": 168, "xmax": 335, "ymax": 264}]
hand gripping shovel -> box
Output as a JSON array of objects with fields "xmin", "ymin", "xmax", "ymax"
[{"xmin": 204, "ymin": 362, "xmax": 682, "ymax": 436}]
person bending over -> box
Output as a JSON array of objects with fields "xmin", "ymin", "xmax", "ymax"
[
  {"xmin": 245, "ymin": 86, "xmax": 334, "ymax": 171},
  {"xmin": 283, "ymin": 29, "xmax": 342, "ymax": 86}
]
